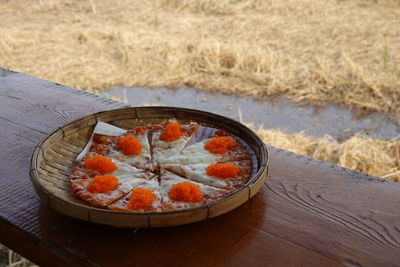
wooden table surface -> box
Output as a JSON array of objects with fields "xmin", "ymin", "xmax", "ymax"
[{"xmin": 1, "ymin": 68, "xmax": 400, "ymax": 267}]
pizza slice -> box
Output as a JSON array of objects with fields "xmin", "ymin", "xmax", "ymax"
[
  {"xmin": 160, "ymin": 134, "xmax": 250, "ymax": 165},
  {"xmin": 88, "ymin": 134, "xmax": 117, "ymax": 156},
  {"xmin": 162, "ymin": 160, "xmax": 252, "ymax": 190},
  {"xmin": 101, "ymin": 126, "xmax": 153, "ymax": 170},
  {"xmin": 159, "ymin": 170, "xmax": 230, "ymax": 211},
  {"xmin": 70, "ymin": 152, "xmax": 119, "ymax": 180},
  {"xmin": 151, "ymin": 121, "xmax": 199, "ymax": 168},
  {"xmin": 108, "ymin": 178, "xmax": 162, "ymax": 212},
  {"xmin": 70, "ymin": 155, "xmax": 154, "ymax": 207}
]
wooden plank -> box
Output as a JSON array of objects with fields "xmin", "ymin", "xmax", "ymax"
[
  {"xmin": 0, "ymin": 117, "xmax": 339, "ymax": 266},
  {"xmin": 0, "ymin": 68, "xmax": 127, "ymax": 134},
  {"xmin": 0, "ymin": 219, "xmax": 77, "ymax": 267},
  {"xmin": 0, "ymin": 68, "xmax": 399, "ymax": 266},
  {"xmin": 227, "ymin": 148, "xmax": 400, "ymax": 266},
  {"xmin": 24, "ymin": 203, "xmax": 342, "ymax": 267}
]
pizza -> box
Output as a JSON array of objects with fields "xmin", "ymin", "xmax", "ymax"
[
  {"xmin": 90, "ymin": 126, "xmax": 153, "ymax": 170},
  {"xmin": 159, "ymin": 169, "xmax": 230, "ymax": 211},
  {"xmin": 150, "ymin": 121, "xmax": 199, "ymax": 169},
  {"xmin": 159, "ymin": 133, "xmax": 250, "ymax": 165},
  {"xmin": 108, "ymin": 179, "xmax": 162, "ymax": 212},
  {"xmin": 68, "ymin": 121, "xmax": 253, "ymax": 212},
  {"xmin": 162, "ymin": 160, "xmax": 252, "ymax": 190},
  {"xmin": 70, "ymin": 155, "xmax": 154, "ymax": 207}
]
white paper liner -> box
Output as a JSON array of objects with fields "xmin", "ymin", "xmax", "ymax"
[{"xmin": 76, "ymin": 122, "xmax": 127, "ymax": 161}]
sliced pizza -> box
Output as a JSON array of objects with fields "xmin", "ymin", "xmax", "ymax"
[
  {"xmin": 151, "ymin": 121, "xmax": 199, "ymax": 168},
  {"xmin": 70, "ymin": 152, "xmax": 118, "ymax": 180},
  {"xmin": 162, "ymin": 160, "xmax": 251, "ymax": 190},
  {"xmin": 91, "ymin": 126, "xmax": 153, "ymax": 170},
  {"xmin": 160, "ymin": 135, "xmax": 250, "ymax": 165},
  {"xmin": 89, "ymin": 134, "xmax": 117, "ymax": 156},
  {"xmin": 108, "ymin": 179, "xmax": 162, "ymax": 212},
  {"xmin": 70, "ymin": 154, "xmax": 154, "ymax": 207},
  {"xmin": 159, "ymin": 170, "xmax": 230, "ymax": 211},
  {"xmin": 68, "ymin": 121, "xmax": 255, "ymax": 213}
]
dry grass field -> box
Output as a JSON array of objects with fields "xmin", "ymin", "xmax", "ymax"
[
  {"xmin": 253, "ymin": 127, "xmax": 400, "ymax": 182},
  {"xmin": 0, "ymin": 244, "xmax": 36, "ymax": 267},
  {"xmin": 0, "ymin": 1, "xmax": 400, "ymax": 263},
  {"xmin": 1, "ymin": 0, "xmax": 399, "ymax": 118},
  {"xmin": 0, "ymin": 0, "xmax": 399, "ymax": 184}
]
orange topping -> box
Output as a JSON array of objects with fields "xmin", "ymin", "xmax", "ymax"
[
  {"xmin": 128, "ymin": 188, "xmax": 155, "ymax": 210},
  {"xmin": 134, "ymin": 126, "xmax": 147, "ymax": 135},
  {"xmin": 92, "ymin": 134, "xmax": 112, "ymax": 144},
  {"xmin": 206, "ymin": 163, "xmax": 241, "ymax": 178},
  {"xmin": 84, "ymin": 155, "xmax": 118, "ymax": 174},
  {"xmin": 160, "ymin": 122, "xmax": 183, "ymax": 142},
  {"xmin": 128, "ymin": 126, "xmax": 147, "ymax": 135},
  {"xmin": 169, "ymin": 182, "xmax": 203, "ymax": 203},
  {"xmin": 213, "ymin": 130, "xmax": 230, "ymax": 137},
  {"xmin": 118, "ymin": 135, "xmax": 142, "ymax": 155},
  {"xmin": 204, "ymin": 137, "xmax": 235, "ymax": 154},
  {"xmin": 87, "ymin": 175, "xmax": 120, "ymax": 193}
]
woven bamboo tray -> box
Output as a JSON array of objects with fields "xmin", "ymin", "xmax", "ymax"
[{"xmin": 30, "ymin": 107, "xmax": 269, "ymax": 228}]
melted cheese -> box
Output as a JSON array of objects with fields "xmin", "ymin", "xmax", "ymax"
[
  {"xmin": 108, "ymin": 150, "xmax": 151, "ymax": 170},
  {"xmin": 114, "ymin": 175, "xmax": 144, "ymax": 192},
  {"xmin": 107, "ymin": 132, "xmax": 152, "ymax": 169},
  {"xmin": 162, "ymin": 164, "xmax": 229, "ymax": 189},
  {"xmin": 108, "ymin": 179, "xmax": 162, "ymax": 212},
  {"xmin": 152, "ymin": 131, "xmax": 190, "ymax": 162},
  {"xmin": 160, "ymin": 139, "xmax": 221, "ymax": 165},
  {"xmin": 107, "ymin": 159, "xmax": 156, "ymax": 192},
  {"xmin": 111, "ymin": 161, "xmax": 144, "ymax": 176},
  {"xmin": 160, "ymin": 170, "xmax": 228, "ymax": 206}
]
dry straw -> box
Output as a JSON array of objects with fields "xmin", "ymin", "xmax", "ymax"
[
  {"xmin": 0, "ymin": 244, "xmax": 37, "ymax": 267},
  {"xmin": 252, "ymin": 126, "xmax": 400, "ymax": 182},
  {"xmin": 0, "ymin": 0, "xmax": 399, "ymax": 119}
]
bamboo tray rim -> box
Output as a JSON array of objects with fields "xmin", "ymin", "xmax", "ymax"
[{"xmin": 30, "ymin": 106, "xmax": 269, "ymax": 222}]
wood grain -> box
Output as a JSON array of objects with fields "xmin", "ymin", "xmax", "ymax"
[
  {"xmin": 228, "ymin": 148, "xmax": 400, "ymax": 266},
  {"xmin": 0, "ymin": 69, "xmax": 126, "ymax": 134},
  {"xmin": 0, "ymin": 68, "xmax": 399, "ymax": 266}
]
